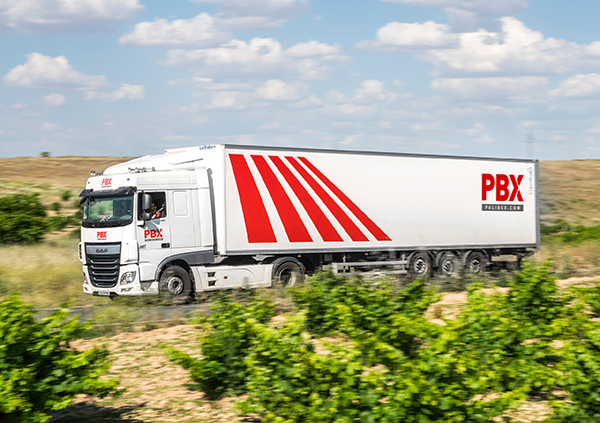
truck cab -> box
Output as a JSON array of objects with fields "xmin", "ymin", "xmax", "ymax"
[{"xmin": 79, "ymin": 161, "xmax": 218, "ymax": 300}]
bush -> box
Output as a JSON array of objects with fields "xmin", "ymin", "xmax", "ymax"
[
  {"xmin": 162, "ymin": 293, "xmax": 275, "ymax": 398},
  {"xmin": 0, "ymin": 296, "xmax": 118, "ymax": 423},
  {"xmin": 47, "ymin": 215, "xmax": 79, "ymax": 232},
  {"xmin": 50, "ymin": 202, "xmax": 61, "ymax": 214},
  {"xmin": 60, "ymin": 190, "xmax": 72, "ymax": 202},
  {"xmin": 168, "ymin": 265, "xmax": 600, "ymax": 422},
  {"xmin": 0, "ymin": 194, "xmax": 49, "ymax": 244}
]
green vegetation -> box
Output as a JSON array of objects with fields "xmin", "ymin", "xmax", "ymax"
[
  {"xmin": 164, "ymin": 264, "xmax": 600, "ymax": 422},
  {"xmin": 0, "ymin": 193, "xmax": 81, "ymax": 246},
  {"xmin": 60, "ymin": 190, "xmax": 72, "ymax": 202},
  {"xmin": 541, "ymin": 219, "xmax": 600, "ymax": 245},
  {"xmin": 162, "ymin": 294, "xmax": 276, "ymax": 399},
  {"xmin": 0, "ymin": 194, "xmax": 49, "ymax": 244},
  {"xmin": 0, "ymin": 296, "xmax": 119, "ymax": 423}
]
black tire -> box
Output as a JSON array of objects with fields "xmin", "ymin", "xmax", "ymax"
[
  {"xmin": 409, "ymin": 252, "xmax": 432, "ymax": 279},
  {"xmin": 271, "ymin": 257, "xmax": 304, "ymax": 288},
  {"xmin": 466, "ymin": 251, "xmax": 487, "ymax": 275},
  {"xmin": 438, "ymin": 252, "xmax": 459, "ymax": 277},
  {"xmin": 159, "ymin": 265, "xmax": 192, "ymax": 304}
]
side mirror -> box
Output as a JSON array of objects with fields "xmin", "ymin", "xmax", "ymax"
[{"xmin": 142, "ymin": 194, "xmax": 152, "ymax": 212}]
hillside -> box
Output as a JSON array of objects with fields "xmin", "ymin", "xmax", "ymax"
[{"xmin": 1, "ymin": 155, "xmax": 598, "ymax": 227}]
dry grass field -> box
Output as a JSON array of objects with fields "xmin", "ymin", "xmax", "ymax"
[{"xmin": 539, "ymin": 159, "xmax": 600, "ymax": 226}]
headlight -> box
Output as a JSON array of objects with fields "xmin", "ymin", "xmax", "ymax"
[
  {"xmin": 120, "ymin": 271, "xmax": 136, "ymax": 285},
  {"xmin": 83, "ymin": 272, "xmax": 89, "ymax": 285}
]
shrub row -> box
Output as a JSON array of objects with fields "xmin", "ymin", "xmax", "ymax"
[
  {"xmin": 166, "ymin": 262, "xmax": 600, "ymax": 422},
  {"xmin": 0, "ymin": 296, "xmax": 118, "ymax": 423},
  {"xmin": 0, "ymin": 193, "xmax": 80, "ymax": 244}
]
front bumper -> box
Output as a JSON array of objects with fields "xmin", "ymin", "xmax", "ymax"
[{"xmin": 82, "ymin": 263, "xmax": 147, "ymax": 296}]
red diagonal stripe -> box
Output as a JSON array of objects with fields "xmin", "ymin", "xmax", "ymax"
[
  {"xmin": 286, "ymin": 156, "xmax": 368, "ymax": 242},
  {"xmin": 229, "ymin": 154, "xmax": 276, "ymax": 243},
  {"xmin": 270, "ymin": 156, "xmax": 342, "ymax": 242},
  {"xmin": 299, "ymin": 157, "xmax": 391, "ymax": 241},
  {"xmin": 252, "ymin": 155, "xmax": 312, "ymax": 243}
]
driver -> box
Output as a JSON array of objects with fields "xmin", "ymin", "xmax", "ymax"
[{"xmin": 150, "ymin": 201, "xmax": 163, "ymax": 219}]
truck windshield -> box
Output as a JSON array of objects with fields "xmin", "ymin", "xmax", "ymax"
[{"xmin": 82, "ymin": 196, "xmax": 134, "ymax": 228}]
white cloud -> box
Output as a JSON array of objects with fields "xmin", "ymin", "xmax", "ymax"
[
  {"xmin": 190, "ymin": 77, "xmax": 255, "ymax": 92},
  {"xmin": 431, "ymin": 76, "xmax": 547, "ymax": 99},
  {"xmin": 285, "ymin": 41, "xmax": 344, "ymax": 58},
  {"xmin": 422, "ymin": 18, "xmax": 600, "ymax": 76},
  {"xmin": 411, "ymin": 121, "xmax": 444, "ymax": 132},
  {"xmin": 550, "ymin": 74, "xmax": 600, "ymax": 98},
  {"xmin": 357, "ymin": 21, "xmax": 458, "ymax": 50},
  {"xmin": 42, "ymin": 122, "xmax": 61, "ymax": 132},
  {"xmin": 85, "ymin": 84, "xmax": 145, "ymax": 102},
  {"xmin": 192, "ymin": 0, "xmax": 308, "ymax": 19},
  {"xmin": 382, "ymin": 0, "xmax": 528, "ymax": 15},
  {"xmin": 190, "ymin": 0, "xmax": 308, "ymax": 30},
  {"xmin": 379, "ymin": 0, "xmax": 528, "ymax": 31},
  {"xmin": 0, "ymin": 0, "xmax": 142, "ymax": 33},
  {"xmin": 256, "ymin": 79, "xmax": 308, "ymax": 100},
  {"xmin": 3, "ymin": 53, "xmax": 109, "ymax": 90},
  {"xmin": 44, "ymin": 93, "xmax": 67, "ymax": 107},
  {"xmin": 166, "ymin": 38, "xmax": 348, "ymax": 80},
  {"xmin": 205, "ymin": 91, "xmax": 247, "ymax": 109},
  {"xmin": 119, "ymin": 13, "xmax": 229, "ymax": 47},
  {"xmin": 354, "ymin": 80, "xmax": 398, "ymax": 102}
]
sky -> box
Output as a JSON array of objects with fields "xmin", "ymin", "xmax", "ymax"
[{"xmin": 2, "ymin": 0, "xmax": 600, "ymax": 160}]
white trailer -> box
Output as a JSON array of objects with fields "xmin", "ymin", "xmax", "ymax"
[{"xmin": 78, "ymin": 145, "xmax": 539, "ymax": 300}]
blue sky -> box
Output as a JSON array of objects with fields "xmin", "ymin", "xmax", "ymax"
[{"xmin": 2, "ymin": 0, "xmax": 600, "ymax": 160}]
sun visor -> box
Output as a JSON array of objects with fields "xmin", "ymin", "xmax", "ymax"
[{"xmin": 79, "ymin": 186, "xmax": 137, "ymax": 198}]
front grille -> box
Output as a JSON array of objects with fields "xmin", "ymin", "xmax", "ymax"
[{"xmin": 86, "ymin": 243, "xmax": 121, "ymax": 288}]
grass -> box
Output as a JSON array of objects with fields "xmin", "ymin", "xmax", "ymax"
[{"xmin": 0, "ymin": 236, "xmax": 89, "ymax": 307}]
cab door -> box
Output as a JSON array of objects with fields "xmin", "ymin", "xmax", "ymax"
[{"xmin": 137, "ymin": 191, "xmax": 171, "ymax": 282}]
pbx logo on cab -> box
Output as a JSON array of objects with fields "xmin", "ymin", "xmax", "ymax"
[
  {"xmin": 97, "ymin": 231, "xmax": 107, "ymax": 239},
  {"xmin": 144, "ymin": 229, "xmax": 163, "ymax": 241},
  {"xmin": 481, "ymin": 173, "xmax": 524, "ymax": 212},
  {"xmin": 101, "ymin": 178, "xmax": 112, "ymax": 187}
]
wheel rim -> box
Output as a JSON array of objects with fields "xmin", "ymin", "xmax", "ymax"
[
  {"xmin": 167, "ymin": 275, "xmax": 184, "ymax": 295},
  {"xmin": 442, "ymin": 257, "xmax": 455, "ymax": 275},
  {"xmin": 469, "ymin": 258, "xmax": 481, "ymax": 274},
  {"xmin": 276, "ymin": 266, "xmax": 297, "ymax": 288},
  {"xmin": 413, "ymin": 257, "xmax": 428, "ymax": 275}
]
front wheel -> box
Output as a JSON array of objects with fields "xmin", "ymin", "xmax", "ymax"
[
  {"xmin": 271, "ymin": 257, "xmax": 304, "ymax": 288},
  {"xmin": 159, "ymin": 265, "xmax": 193, "ymax": 304}
]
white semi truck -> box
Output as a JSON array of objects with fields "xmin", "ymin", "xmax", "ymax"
[{"xmin": 79, "ymin": 145, "xmax": 539, "ymax": 301}]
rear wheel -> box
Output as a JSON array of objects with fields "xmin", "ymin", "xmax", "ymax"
[
  {"xmin": 271, "ymin": 257, "xmax": 304, "ymax": 288},
  {"xmin": 466, "ymin": 251, "xmax": 487, "ymax": 275},
  {"xmin": 409, "ymin": 252, "xmax": 432, "ymax": 279},
  {"xmin": 159, "ymin": 265, "xmax": 192, "ymax": 304},
  {"xmin": 438, "ymin": 252, "xmax": 459, "ymax": 277}
]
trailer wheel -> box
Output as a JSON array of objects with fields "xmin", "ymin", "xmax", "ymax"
[
  {"xmin": 272, "ymin": 257, "xmax": 304, "ymax": 288},
  {"xmin": 438, "ymin": 252, "xmax": 459, "ymax": 277},
  {"xmin": 466, "ymin": 252, "xmax": 487, "ymax": 275},
  {"xmin": 159, "ymin": 265, "xmax": 192, "ymax": 304},
  {"xmin": 409, "ymin": 252, "xmax": 432, "ymax": 279}
]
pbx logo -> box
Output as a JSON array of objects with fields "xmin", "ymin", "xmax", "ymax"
[
  {"xmin": 101, "ymin": 178, "xmax": 112, "ymax": 187},
  {"xmin": 144, "ymin": 229, "xmax": 163, "ymax": 240},
  {"xmin": 97, "ymin": 231, "xmax": 107, "ymax": 239},
  {"xmin": 481, "ymin": 174, "xmax": 524, "ymax": 212}
]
